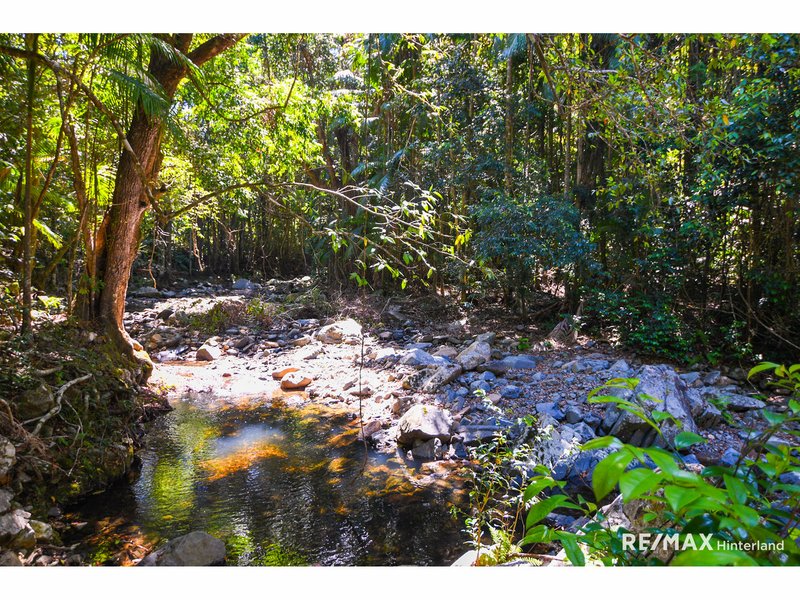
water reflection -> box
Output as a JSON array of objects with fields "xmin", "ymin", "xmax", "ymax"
[{"xmin": 69, "ymin": 395, "xmax": 468, "ymax": 565}]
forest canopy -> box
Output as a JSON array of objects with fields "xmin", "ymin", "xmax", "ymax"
[{"xmin": 1, "ymin": 33, "xmax": 798, "ymax": 364}]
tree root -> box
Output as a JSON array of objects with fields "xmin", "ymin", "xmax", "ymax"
[{"xmin": 28, "ymin": 373, "xmax": 92, "ymax": 436}]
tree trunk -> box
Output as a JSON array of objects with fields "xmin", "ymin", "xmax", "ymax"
[
  {"xmin": 21, "ymin": 33, "xmax": 38, "ymax": 336},
  {"xmin": 503, "ymin": 53, "xmax": 514, "ymax": 196},
  {"xmin": 87, "ymin": 34, "xmax": 244, "ymax": 379}
]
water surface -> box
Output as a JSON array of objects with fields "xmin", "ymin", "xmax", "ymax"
[{"xmin": 68, "ymin": 393, "xmax": 469, "ymax": 565}]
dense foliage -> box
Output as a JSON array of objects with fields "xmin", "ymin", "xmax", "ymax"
[{"xmin": 1, "ymin": 33, "xmax": 799, "ymax": 361}]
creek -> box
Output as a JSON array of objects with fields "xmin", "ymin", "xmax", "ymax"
[{"xmin": 66, "ymin": 391, "xmax": 469, "ymax": 565}]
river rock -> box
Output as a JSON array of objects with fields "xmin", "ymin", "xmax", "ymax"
[
  {"xmin": 234, "ymin": 335, "xmax": 254, "ymax": 349},
  {"xmin": 536, "ymin": 402, "xmax": 565, "ymax": 421},
  {"xmin": 399, "ymin": 348, "xmax": 448, "ymax": 368},
  {"xmin": 606, "ymin": 359, "xmax": 633, "ymax": 377},
  {"xmin": 315, "ymin": 319, "xmax": 362, "ymax": 344},
  {"xmin": 550, "ymin": 448, "xmax": 613, "ymax": 499},
  {"xmin": 280, "ymin": 372, "xmax": 313, "ymax": 390},
  {"xmin": 685, "ymin": 388, "xmax": 723, "ymax": 428},
  {"xmin": 0, "ymin": 509, "xmax": 35, "ymax": 550},
  {"xmin": 479, "ymin": 355, "xmax": 540, "ymax": 375},
  {"xmin": 455, "ymin": 341, "xmax": 492, "ymax": 371},
  {"xmin": 138, "ymin": 531, "xmax": 226, "ymax": 566},
  {"xmin": 474, "ymin": 332, "xmax": 497, "ymax": 345},
  {"xmin": 16, "ymin": 383, "xmax": 55, "ymax": 421},
  {"xmin": 397, "ymin": 405, "xmax": 453, "ymax": 445},
  {"xmin": 0, "ymin": 550, "xmax": 22, "ymax": 566},
  {"xmin": 289, "ymin": 335, "xmax": 312, "ymax": 347},
  {"xmin": 602, "ymin": 365, "xmax": 698, "ymax": 447},
  {"xmin": 196, "ymin": 344, "xmax": 222, "ymax": 361},
  {"xmin": 412, "ymin": 437, "xmax": 443, "ymax": 461},
  {"xmin": 563, "ymin": 406, "xmax": 583, "ymax": 424},
  {"xmin": 561, "ymin": 358, "xmax": 610, "ymax": 373},
  {"xmin": 433, "ymin": 346, "xmax": 459, "ymax": 360},
  {"xmin": 232, "ymin": 278, "xmax": 256, "ymax": 290},
  {"xmin": 421, "ymin": 364, "xmax": 463, "ymax": 393},
  {"xmin": 699, "ymin": 388, "xmax": 766, "ymax": 412},
  {"xmin": 0, "ymin": 436, "xmax": 15, "ymax": 483},
  {"xmin": 130, "ymin": 286, "xmax": 161, "ymax": 297}
]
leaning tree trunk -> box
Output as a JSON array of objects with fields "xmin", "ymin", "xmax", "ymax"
[{"xmin": 87, "ymin": 34, "xmax": 244, "ymax": 380}]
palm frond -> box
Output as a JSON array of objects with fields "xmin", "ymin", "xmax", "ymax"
[{"xmin": 104, "ymin": 67, "xmax": 169, "ymax": 118}]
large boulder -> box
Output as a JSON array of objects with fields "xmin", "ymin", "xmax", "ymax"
[
  {"xmin": 315, "ymin": 318, "xmax": 362, "ymax": 344},
  {"xmin": 602, "ymin": 365, "xmax": 698, "ymax": 447},
  {"xmin": 397, "ymin": 405, "xmax": 454, "ymax": 445},
  {"xmin": 456, "ymin": 341, "xmax": 492, "ymax": 371},
  {"xmin": 138, "ymin": 531, "xmax": 226, "ymax": 566}
]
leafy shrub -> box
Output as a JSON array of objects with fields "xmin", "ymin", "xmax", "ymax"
[
  {"xmin": 472, "ymin": 193, "xmax": 590, "ymax": 315},
  {"xmin": 584, "ymin": 289, "xmax": 692, "ymax": 361},
  {"xmin": 521, "ymin": 362, "xmax": 800, "ymax": 566}
]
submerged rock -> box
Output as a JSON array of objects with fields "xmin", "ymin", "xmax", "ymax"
[
  {"xmin": 412, "ymin": 438, "xmax": 443, "ymax": 461},
  {"xmin": 138, "ymin": 531, "xmax": 226, "ymax": 566}
]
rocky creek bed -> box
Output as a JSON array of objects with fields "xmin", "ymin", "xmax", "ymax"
[{"xmin": 1, "ymin": 276, "xmax": 792, "ymax": 566}]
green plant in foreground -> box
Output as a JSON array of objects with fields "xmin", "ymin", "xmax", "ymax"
[
  {"xmin": 520, "ymin": 362, "xmax": 800, "ymax": 566},
  {"xmin": 453, "ymin": 426, "xmax": 535, "ymax": 565}
]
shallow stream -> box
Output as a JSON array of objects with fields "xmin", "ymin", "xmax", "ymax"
[{"xmin": 67, "ymin": 392, "xmax": 469, "ymax": 565}]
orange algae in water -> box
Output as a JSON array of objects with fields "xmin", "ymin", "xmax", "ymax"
[{"xmin": 201, "ymin": 441, "xmax": 288, "ymax": 481}]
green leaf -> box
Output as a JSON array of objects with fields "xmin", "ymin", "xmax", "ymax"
[
  {"xmin": 651, "ymin": 410, "xmax": 673, "ymax": 423},
  {"xmin": 723, "ymin": 474, "xmax": 750, "ymax": 504},
  {"xmin": 580, "ymin": 436, "xmax": 622, "ymax": 451},
  {"xmin": 525, "ymin": 495, "xmax": 579, "ymax": 529},
  {"xmin": 747, "ymin": 362, "xmax": 780, "ymax": 380},
  {"xmin": 619, "ymin": 469, "xmax": 663, "ymax": 501},
  {"xmin": 674, "ymin": 431, "xmax": 707, "ymax": 450},
  {"xmin": 556, "ymin": 532, "xmax": 585, "ymax": 566},
  {"xmin": 524, "ymin": 478, "xmax": 556, "ymax": 501},
  {"xmin": 730, "ymin": 503, "xmax": 760, "ymax": 527},
  {"xmin": 664, "ymin": 485, "xmax": 702, "ymax": 512},
  {"xmin": 592, "ymin": 450, "xmax": 634, "ymax": 500}
]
